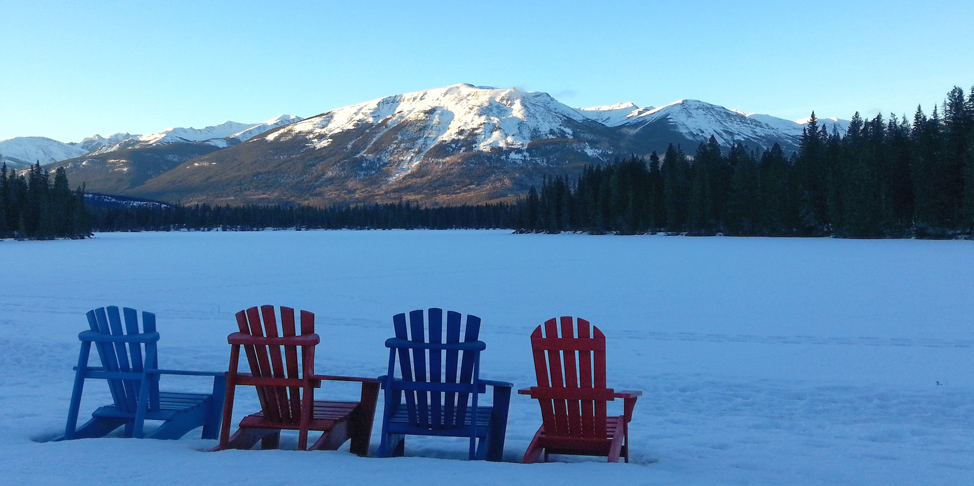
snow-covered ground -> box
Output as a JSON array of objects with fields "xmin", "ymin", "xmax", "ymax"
[{"xmin": 2, "ymin": 230, "xmax": 972, "ymax": 485}]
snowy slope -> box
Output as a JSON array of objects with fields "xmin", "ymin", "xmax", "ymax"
[
  {"xmin": 0, "ymin": 136, "xmax": 88, "ymax": 169},
  {"xmin": 266, "ymin": 84, "xmax": 595, "ymax": 171}
]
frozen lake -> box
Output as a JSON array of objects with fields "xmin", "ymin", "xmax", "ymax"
[{"xmin": 2, "ymin": 230, "xmax": 972, "ymax": 485}]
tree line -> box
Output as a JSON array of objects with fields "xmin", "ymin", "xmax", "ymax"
[
  {"xmin": 0, "ymin": 162, "xmax": 90, "ymax": 239},
  {"xmin": 87, "ymin": 199, "xmax": 514, "ymax": 232},
  {"xmin": 513, "ymin": 85, "xmax": 974, "ymax": 238}
]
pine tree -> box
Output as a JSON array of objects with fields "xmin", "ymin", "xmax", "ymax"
[{"xmin": 794, "ymin": 113, "xmax": 829, "ymax": 234}]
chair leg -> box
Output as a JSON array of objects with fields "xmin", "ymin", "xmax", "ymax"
[
  {"xmin": 67, "ymin": 417, "xmax": 128, "ymax": 440},
  {"xmin": 607, "ymin": 428, "xmax": 625, "ymax": 463},
  {"xmin": 377, "ymin": 433, "xmax": 405, "ymax": 457},
  {"xmin": 202, "ymin": 375, "xmax": 227, "ymax": 440},
  {"xmin": 211, "ymin": 427, "xmax": 279, "ymax": 451},
  {"xmin": 348, "ymin": 382, "xmax": 379, "ymax": 456},
  {"xmin": 486, "ymin": 387, "xmax": 511, "ymax": 462},
  {"xmin": 64, "ymin": 344, "xmax": 92, "ymax": 440},
  {"xmin": 310, "ymin": 420, "xmax": 349, "ymax": 451},
  {"xmin": 261, "ymin": 431, "xmax": 281, "ymax": 449},
  {"xmin": 522, "ymin": 427, "xmax": 546, "ymax": 464}
]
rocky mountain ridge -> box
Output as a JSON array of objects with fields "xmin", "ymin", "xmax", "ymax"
[{"xmin": 18, "ymin": 84, "xmax": 848, "ymax": 206}]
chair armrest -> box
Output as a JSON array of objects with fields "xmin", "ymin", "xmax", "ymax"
[
  {"xmin": 385, "ymin": 338, "xmax": 486, "ymax": 352},
  {"xmin": 79, "ymin": 330, "xmax": 159, "ymax": 343},
  {"xmin": 150, "ymin": 369, "xmax": 225, "ymax": 377},
  {"xmin": 517, "ymin": 387, "xmax": 532, "ymax": 395},
  {"xmin": 228, "ymin": 332, "xmax": 319, "ymax": 346},
  {"xmin": 311, "ymin": 374, "xmax": 380, "ymax": 384},
  {"xmin": 615, "ymin": 390, "xmax": 642, "ymax": 422},
  {"xmin": 480, "ymin": 379, "xmax": 513, "ymax": 389}
]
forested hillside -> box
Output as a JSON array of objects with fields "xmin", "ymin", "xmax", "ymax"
[{"xmin": 514, "ymin": 86, "xmax": 974, "ymax": 238}]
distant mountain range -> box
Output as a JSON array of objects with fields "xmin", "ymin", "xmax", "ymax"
[
  {"xmin": 2, "ymin": 84, "xmax": 848, "ymax": 206},
  {"xmin": 0, "ymin": 115, "xmax": 301, "ymax": 169}
]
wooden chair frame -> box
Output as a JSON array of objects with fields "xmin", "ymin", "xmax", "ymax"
[
  {"xmin": 519, "ymin": 317, "xmax": 641, "ymax": 463},
  {"xmin": 214, "ymin": 305, "xmax": 378, "ymax": 454},
  {"xmin": 63, "ymin": 306, "xmax": 225, "ymax": 441},
  {"xmin": 377, "ymin": 308, "xmax": 511, "ymax": 461}
]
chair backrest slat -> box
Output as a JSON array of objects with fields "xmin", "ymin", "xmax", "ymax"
[
  {"xmin": 576, "ymin": 318, "xmax": 596, "ymax": 437},
  {"xmin": 443, "ymin": 312, "xmax": 462, "ymax": 427},
  {"xmin": 454, "ymin": 312, "xmax": 478, "ymax": 427},
  {"xmin": 427, "ymin": 308, "xmax": 443, "ymax": 428},
  {"xmin": 281, "ymin": 307, "xmax": 302, "ymax": 422},
  {"xmin": 411, "ymin": 309, "xmax": 431, "ymax": 427},
  {"xmin": 531, "ymin": 317, "xmax": 610, "ymax": 439}
]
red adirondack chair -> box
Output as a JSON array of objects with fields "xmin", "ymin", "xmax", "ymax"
[
  {"xmin": 519, "ymin": 317, "xmax": 642, "ymax": 463},
  {"xmin": 214, "ymin": 305, "xmax": 379, "ymax": 453}
]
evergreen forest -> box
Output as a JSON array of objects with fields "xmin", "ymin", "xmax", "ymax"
[
  {"xmin": 0, "ymin": 163, "xmax": 90, "ymax": 240},
  {"xmin": 513, "ymin": 86, "xmax": 974, "ymax": 238}
]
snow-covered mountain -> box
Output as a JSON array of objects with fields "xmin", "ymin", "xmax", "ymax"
[
  {"xmin": 578, "ymin": 101, "xmax": 851, "ymax": 152},
  {"xmin": 33, "ymin": 83, "xmax": 849, "ymax": 206},
  {"xmin": 0, "ymin": 136, "xmax": 88, "ymax": 169},
  {"xmin": 124, "ymin": 84, "xmax": 620, "ymax": 205},
  {"xmin": 88, "ymin": 115, "xmax": 303, "ymax": 154},
  {"xmin": 258, "ymin": 84, "xmax": 609, "ymax": 182}
]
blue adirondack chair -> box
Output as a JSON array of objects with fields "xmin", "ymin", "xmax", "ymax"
[
  {"xmin": 63, "ymin": 306, "xmax": 226, "ymax": 440},
  {"xmin": 377, "ymin": 308, "xmax": 512, "ymax": 461}
]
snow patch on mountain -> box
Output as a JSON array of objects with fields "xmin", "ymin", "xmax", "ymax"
[
  {"xmin": 578, "ymin": 102, "xmax": 654, "ymax": 127},
  {"xmin": 0, "ymin": 137, "xmax": 88, "ymax": 169}
]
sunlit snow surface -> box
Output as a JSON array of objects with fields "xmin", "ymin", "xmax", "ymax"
[{"xmin": 2, "ymin": 231, "xmax": 972, "ymax": 485}]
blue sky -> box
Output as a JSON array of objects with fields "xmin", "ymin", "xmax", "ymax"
[{"xmin": 2, "ymin": 0, "xmax": 972, "ymax": 142}]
